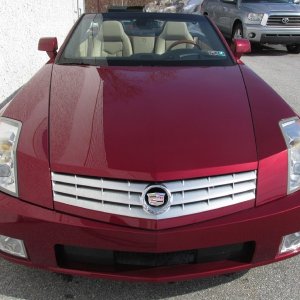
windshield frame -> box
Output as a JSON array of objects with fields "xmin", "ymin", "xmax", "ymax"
[{"xmin": 56, "ymin": 12, "xmax": 235, "ymax": 67}]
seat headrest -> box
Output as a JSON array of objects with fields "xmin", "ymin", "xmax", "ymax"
[
  {"xmin": 100, "ymin": 21, "xmax": 127, "ymax": 42},
  {"xmin": 161, "ymin": 21, "xmax": 191, "ymax": 40}
]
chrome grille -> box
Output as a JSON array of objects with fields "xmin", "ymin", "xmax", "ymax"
[
  {"xmin": 52, "ymin": 171, "xmax": 257, "ymax": 220},
  {"xmin": 267, "ymin": 15, "xmax": 300, "ymax": 26}
]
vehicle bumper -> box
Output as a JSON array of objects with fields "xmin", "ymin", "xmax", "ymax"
[
  {"xmin": 1, "ymin": 191, "xmax": 300, "ymax": 282},
  {"xmin": 244, "ymin": 24, "xmax": 300, "ymax": 44}
]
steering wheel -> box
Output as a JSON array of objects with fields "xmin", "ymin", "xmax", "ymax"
[{"xmin": 167, "ymin": 40, "xmax": 201, "ymax": 51}]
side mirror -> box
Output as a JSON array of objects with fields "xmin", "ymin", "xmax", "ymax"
[
  {"xmin": 232, "ymin": 38, "xmax": 251, "ymax": 60},
  {"xmin": 38, "ymin": 37, "xmax": 58, "ymax": 59},
  {"xmin": 294, "ymin": 0, "xmax": 300, "ymax": 4}
]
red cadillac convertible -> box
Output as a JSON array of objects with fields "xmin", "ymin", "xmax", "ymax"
[{"xmin": 0, "ymin": 11, "xmax": 300, "ymax": 282}]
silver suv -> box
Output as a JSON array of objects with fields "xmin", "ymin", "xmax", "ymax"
[
  {"xmin": 201, "ymin": 0, "xmax": 300, "ymax": 53},
  {"xmin": 182, "ymin": 0, "xmax": 204, "ymax": 13}
]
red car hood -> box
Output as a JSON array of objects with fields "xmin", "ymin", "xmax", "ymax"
[{"xmin": 50, "ymin": 65, "xmax": 257, "ymax": 181}]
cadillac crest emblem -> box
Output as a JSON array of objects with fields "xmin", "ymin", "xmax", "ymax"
[
  {"xmin": 147, "ymin": 192, "xmax": 166, "ymax": 207},
  {"xmin": 141, "ymin": 185, "xmax": 172, "ymax": 215}
]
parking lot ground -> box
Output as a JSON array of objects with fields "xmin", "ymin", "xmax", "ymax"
[{"xmin": 1, "ymin": 255, "xmax": 300, "ymax": 300}]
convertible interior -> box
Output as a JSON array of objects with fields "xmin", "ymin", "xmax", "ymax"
[{"xmin": 76, "ymin": 20, "xmax": 212, "ymax": 58}]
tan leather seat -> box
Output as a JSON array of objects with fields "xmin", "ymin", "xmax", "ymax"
[
  {"xmin": 155, "ymin": 21, "xmax": 194, "ymax": 54},
  {"xmin": 78, "ymin": 29, "xmax": 96, "ymax": 57},
  {"xmin": 91, "ymin": 20, "xmax": 133, "ymax": 57}
]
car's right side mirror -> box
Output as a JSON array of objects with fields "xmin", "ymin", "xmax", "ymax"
[
  {"xmin": 38, "ymin": 37, "xmax": 58, "ymax": 59},
  {"xmin": 232, "ymin": 38, "xmax": 251, "ymax": 60}
]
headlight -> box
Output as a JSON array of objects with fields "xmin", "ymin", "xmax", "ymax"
[
  {"xmin": 0, "ymin": 117, "xmax": 21, "ymax": 196},
  {"xmin": 247, "ymin": 13, "xmax": 264, "ymax": 22},
  {"xmin": 280, "ymin": 117, "xmax": 300, "ymax": 194}
]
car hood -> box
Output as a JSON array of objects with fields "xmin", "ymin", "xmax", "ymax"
[
  {"xmin": 49, "ymin": 65, "xmax": 257, "ymax": 181},
  {"xmin": 241, "ymin": 2, "xmax": 300, "ymax": 13}
]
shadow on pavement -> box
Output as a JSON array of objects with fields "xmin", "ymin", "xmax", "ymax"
[
  {"xmin": 246, "ymin": 44, "xmax": 288, "ymax": 57},
  {"xmin": 0, "ymin": 259, "xmax": 249, "ymax": 300}
]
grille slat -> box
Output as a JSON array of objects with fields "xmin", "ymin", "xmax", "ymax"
[
  {"xmin": 52, "ymin": 171, "xmax": 257, "ymax": 220},
  {"xmin": 52, "ymin": 173, "xmax": 148, "ymax": 193},
  {"xmin": 267, "ymin": 15, "xmax": 300, "ymax": 26}
]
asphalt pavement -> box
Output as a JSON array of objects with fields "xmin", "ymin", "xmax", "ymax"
[{"xmin": 0, "ymin": 45, "xmax": 299, "ymax": 300}]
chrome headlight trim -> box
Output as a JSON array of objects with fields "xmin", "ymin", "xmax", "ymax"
[
  {"xmin": 280, "ymin": 117, "xmax": 300, "ymax": 194},
  {"xmin": 247, "ymin": 13, "xmax": 264, "ymax": 23},
  {"xmin": 0, "ymin": 117, "xmax": 22, "ymax": 197}
]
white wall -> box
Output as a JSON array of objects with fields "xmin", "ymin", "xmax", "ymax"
[{"xmin": 0, "ymin": 0, "xmax": 84, "ymax": 104}]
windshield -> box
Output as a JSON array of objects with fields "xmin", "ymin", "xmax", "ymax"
[{"xmin": 58, "ymin": 13, "xmax": 233, "ymax": 67}]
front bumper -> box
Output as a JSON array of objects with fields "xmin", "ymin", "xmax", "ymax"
[
  {"xmin": 0, "ymin": 191, "xmax": 300, "ymax": 282},
  {"xmin": 244, "ymin": 24, "xmax": 300, "ymax": 44}
]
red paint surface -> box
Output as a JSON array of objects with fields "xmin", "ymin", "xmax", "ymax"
[
  {"xmin": 38, "ymin": 37, "xmax": 58, "ymax": 59},
  {"xmin": 49, "ymin": 65, "xmax": 257, "ymax": 180},
  {"xmin": 240, "ymin": 65, "xmax": 297, "ymax": 205},
  {"xmin": 55, "ymin": 199, "xmax": 255, "ymax": 230},
  {"xmin": 38, "ymin": 37, "xmax": 58, "ymax": 52},
  {"xmin": 233, "ymin": 39, "xmax": 251, "ymax": 59},
  {"xmin": 3, "ymin": 65, "xmax": 53, "ymax": 209},
  {"xmin": 1, "ymin": 191, "xmax": 300, "ymax": 282}
]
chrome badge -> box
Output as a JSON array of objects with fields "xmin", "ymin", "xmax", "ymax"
[
  {"xmin": 282, "ymin": 17, "xmax": 289, "ymax": 24},
  {"xmin": 147, "ymin": 192, "xmax": 165, "ymax": 207},
  {"xmin": 141, "ymin": 185, "xmax": 172, "ymax": 215}
]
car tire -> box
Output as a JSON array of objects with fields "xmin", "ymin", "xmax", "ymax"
[
  {"xmin": 232, "ymin": 23, "xmax": 243, "ymax": 40},
  {"xmin": 286, "ymin": 44, "xmax": 300, "ymax": 54}
]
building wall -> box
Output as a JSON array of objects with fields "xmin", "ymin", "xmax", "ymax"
[
  {"xmin": 0, "ymin": 0, "xmax": 84, "ymax": 104},
  {"xmin": 85, "ymin": 0, "xmax": 150, "ymax": 12}
]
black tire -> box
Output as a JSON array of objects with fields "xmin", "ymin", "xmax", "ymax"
[
  {"xmin": 286, "ymin": 44, "xmax": 300, "ymax": 54},
  {"xmin": 232, "ymin": 23, "xmax": 243, "ymax": 40}
]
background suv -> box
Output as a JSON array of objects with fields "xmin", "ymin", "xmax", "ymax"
[{"xmin": 201, "ymin": 0, "xmax": 300, "ymax": 53}]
